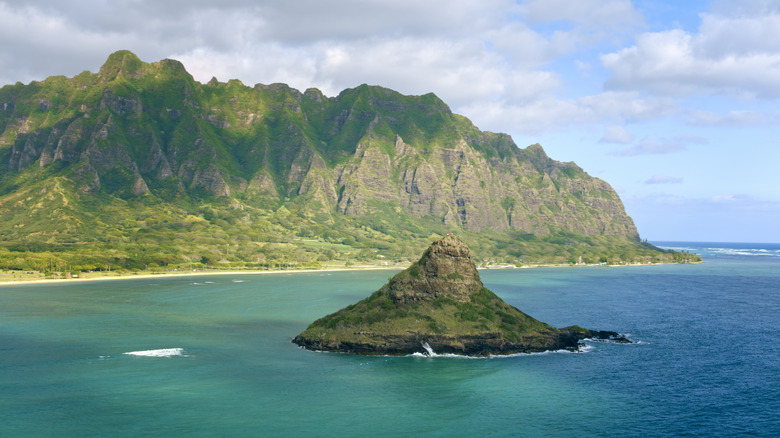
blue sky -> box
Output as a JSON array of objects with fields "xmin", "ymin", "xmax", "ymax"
[{"xmin": 1, "ymin": 0, "xmax": 778, "ymax": 242}]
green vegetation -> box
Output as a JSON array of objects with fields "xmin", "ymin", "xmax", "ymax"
[
  {"xmin": 292, "ymin": 234, "xmax": 588, "ymax": 355},
  {"xmin": 300, "ymin": 285, "xmax": 556, "ymax": 345},
  {"xmin": 0, "ymin": 51, "xmax": 700, "ymax": 276},
  {"xmin": 0, "ymin": 180, "xmax": 697, "ymax": 277}
]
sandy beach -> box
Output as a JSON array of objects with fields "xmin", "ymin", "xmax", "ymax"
[
  {"xmin": 0, "ymin": 265, "xmax": 408, "ymax": 286},
  {"xmin": 0, "ymin": 259, "xmax": 685, "ymax": 287}
]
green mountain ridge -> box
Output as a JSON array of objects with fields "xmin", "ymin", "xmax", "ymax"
[{"xmin": 0, "ymin": 51, "xmax": 696, "ymax": 273}]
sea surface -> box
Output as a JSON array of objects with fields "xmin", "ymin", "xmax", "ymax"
[{"xmin": 1, "ymin": 242, "xmax": 779, "ymax": 437}]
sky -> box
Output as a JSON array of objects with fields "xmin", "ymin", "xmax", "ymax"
[{"xmin": 1, "ymin": 0, "xmax": 778, "ymax": 243}]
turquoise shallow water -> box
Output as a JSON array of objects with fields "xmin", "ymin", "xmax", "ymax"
[{"xmin": 1, "ymin": 242, "xmax": 779, "ymax": 437}]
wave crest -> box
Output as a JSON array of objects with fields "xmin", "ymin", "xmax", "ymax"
[{"xmin": 123, "ymin": 348, "xmax": 187, "ymax": 357}]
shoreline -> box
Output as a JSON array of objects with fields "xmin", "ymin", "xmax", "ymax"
[
  {"xmin": 0, "ymin": 265, "xmax": 403, "ymax": 286},
  {"xmin": 0, "ymin": 260, "xmax": 697, "ymax": 287}
]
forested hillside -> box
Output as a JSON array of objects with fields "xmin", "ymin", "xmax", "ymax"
[{"xmin": 0, "ymin": 51, "xmax": 696, "ymax": 274}]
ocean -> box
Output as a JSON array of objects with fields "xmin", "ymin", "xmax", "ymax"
[{"xmin": 1, "ymin": 242, "xmax": 778, "ymax": 437}]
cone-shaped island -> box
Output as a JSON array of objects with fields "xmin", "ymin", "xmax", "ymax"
[{"xmin": 293, "ymin": 234, "xmax": 627, "ymax": 356}]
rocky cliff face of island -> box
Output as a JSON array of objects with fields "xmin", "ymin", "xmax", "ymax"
[{"xmin": 293, "ymin": 235, "xmax": 626, "ymax": 356}]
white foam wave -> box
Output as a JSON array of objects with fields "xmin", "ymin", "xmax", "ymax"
[
  {"xmin": 408, "ymin": 347, "xmax": 585, "ymax": 360},
  {"xmin": 658, "ymin": 244, "xmax": 780, "ymax": 258},
  {"xmin": 231, "ymin": 279, "xmax": 246, "ymax": 283},
  {"xmin": 302, "ymin": 343, "xmax": 593, "ymax": 359},
  {"xmin": 708, "ymin": 247, "xmax": 780, "ymax": 257},
  {"xmin": 488, "ymin": 348, "xmax": 586, "ymax": 358},
  {"xmin": 123, "ymin": 348, "xmax": 187, "ymax": 358},
  {"xmin": 658, "ymin": 246, "xmax": 698, "ymax": 253},
  {"xmin": 410, "ymin": 351, "xmax": 479, "ymax": 359}
]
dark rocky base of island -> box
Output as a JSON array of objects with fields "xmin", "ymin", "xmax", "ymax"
[
  {"xmin": 292, "ymin": 235, "xmax": 631, "ymax": 357},
  {"xmin": 293, "ymin": 328, "xmax": 630, "ymax": 356}
]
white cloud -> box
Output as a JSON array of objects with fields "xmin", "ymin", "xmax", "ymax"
[
  {"xmin": 601, "ymin": 10, "xmax": 780, "ymax": 98},
  {"xmin": 12, "ymin": 0, "xmax": 508, "ymax": 42},
  {"xmin": 673, "ymin": 133, "xmax": 708, "ymax": 144},
  {"xmin": 484, "ymin": 22, "xmax": 575, "ymax": 68},
  {"xmin": 249, "ymin": 0, "xmax": 514, "ymax": 43},
  {"xmin": 574, "ymin": 60, "xmax": 592, "ymax": 72},
  {"xmin": 685, "ymin": 110, "xmax": 770, "ymax": 126},
  {"xmin": 631, "ymin": 191, "xmax": 778, "ymax": 212},
  {"xmin": 174, "ymin": 46, "xmax": 319, "ymax": 93},
  {"xmin": 517, "ymin": 0, "xmax": 643, "ymax": 30},
  {"xmin": 174, "ymin": 36, "xmax": 562, "ymax": 108},
  {"xmin": 624, "ymin": 191, "xmax": 780, "ymax": 242},
  {"xmin": 0, "ymin": 1, "xmax": 577, "ymax": 105},
  {"xmin": 710, "ymin": 0, "xmax": 780, "ymax": 15},
  {"xmin": 645, "ymin": 175, "xmax": 683, "ymax": 185},
  {"xmin": 463, "ymin": 91, "xmax": 676, "ymax": 135},
  {"xmin": 0, "ymin": 0, "xmax": 681, "ymax": 136},
  {"xmin": 611, "ymin": 138, "xmax": 685, "ymax": 157},
  {"xmin": 710, "ymin": 194, "xmax": 746, "ymax": 203},
  {"xmin": 600, "ymin": 126, "xmax": 633, "ymax": 144}
]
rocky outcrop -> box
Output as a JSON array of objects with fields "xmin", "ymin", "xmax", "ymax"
[
  {"xmin": 292, "ymin": 235, "xmax": 628, "ymax": 356},
  {"xmin": 383, "ymin": 234, "xmax": 483, "ymax": 304}
]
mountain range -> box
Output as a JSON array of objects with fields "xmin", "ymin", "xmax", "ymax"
[{"xmin": 0, "ymin": 51, "xmax": 694, "ymax": 273}]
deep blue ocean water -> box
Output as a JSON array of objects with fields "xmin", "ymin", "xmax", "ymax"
[{"xmin": 1, "ymin": 242, "xmax": 779, "ymax": 437}]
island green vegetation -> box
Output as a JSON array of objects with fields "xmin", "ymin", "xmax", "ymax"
[
  {"xmin": 297, "ymin": 281, "xmax": 564, "ymax": 352},
  {"xmin": 294, "ymin": 234, "xmax": 626, "ymax": 356},
  {"xmin": 0, "ymin": 51, "xmax": 699, "ymax": 276}
]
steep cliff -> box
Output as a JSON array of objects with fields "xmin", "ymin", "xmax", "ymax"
[{"xmin": 0, "ymin": 51, "xmax": 690, "ymax": 271}]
